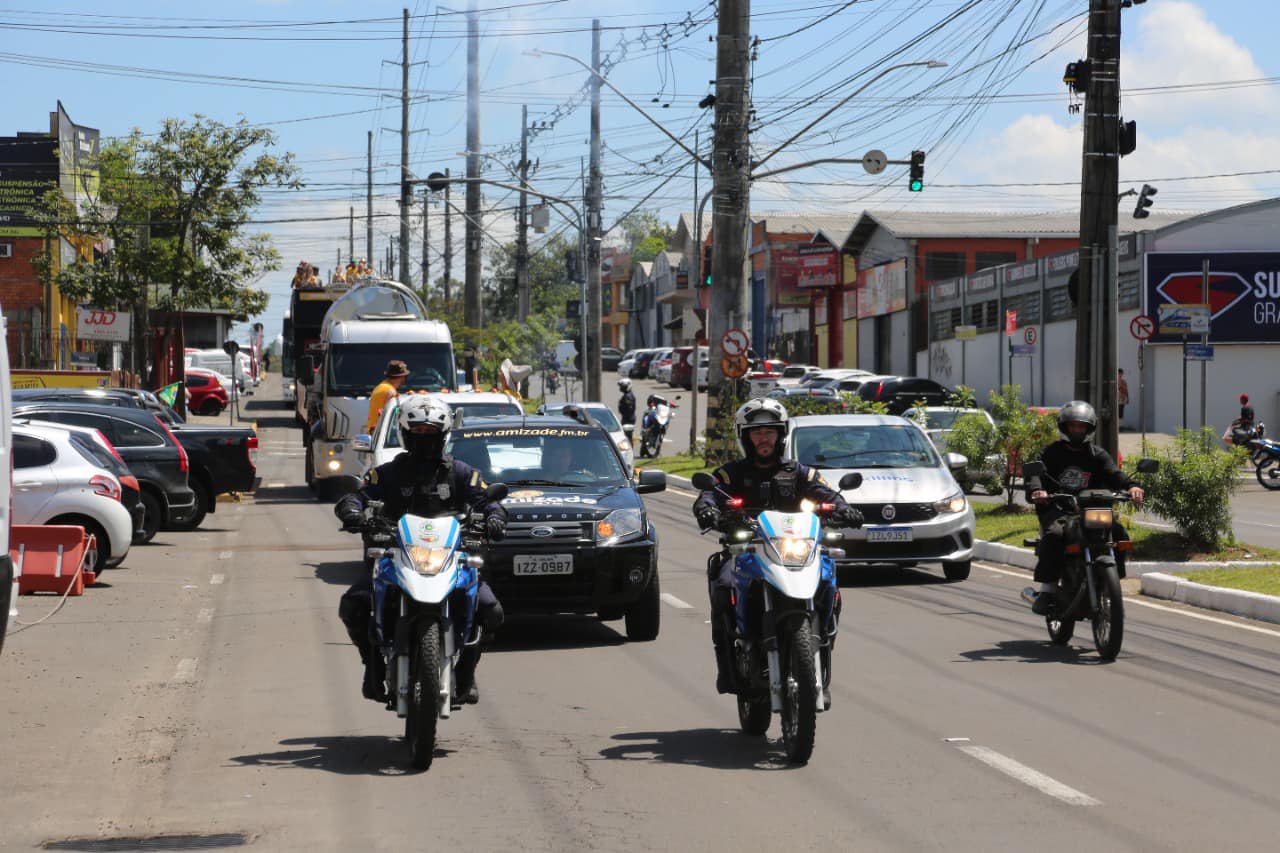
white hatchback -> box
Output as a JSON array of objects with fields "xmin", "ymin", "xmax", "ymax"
[
  {"xmin": 788, "ymin": 414, "xmax": 975, "ymax": 581},
  {"xmin": 11, "ymin": 422, "xmax": 134, "ymax": 575}
]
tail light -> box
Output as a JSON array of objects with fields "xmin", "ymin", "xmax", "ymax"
[
  {"xmin": 89, "ymin": 474, "xmax": 122, "ymax": 502},
  {"xmin": 246, "ymin": 434, "xmax": 258, "ymax": 470},
  {"xmin": 118, "ymin": 474, "xmax": 141, "ymax": 494},
  {"xmin": 727, "ymin": 497, "xmax": 745, "ymax": 509},
  {"xmin": 95, "ymin": 429, "xmax": 125, "ymax": 464},
  {"xmin": 818, "ymin": 502, "xmax": 835, "ymax": 514},
  {"xmin": 873, "ymin": 382, "xmax": 885, "ymax": 399},
  {"xmin": 155, "ymin": 415, "xmax": 188, "ymax": 472}
]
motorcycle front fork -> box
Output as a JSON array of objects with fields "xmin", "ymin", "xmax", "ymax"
[
  {"xmin": 759, "ymin": 587, "xmax": 827, "ymax": 714},
  {"xmin": 391, "ymin": 597, "xmax": 456, "ymax": 719}
]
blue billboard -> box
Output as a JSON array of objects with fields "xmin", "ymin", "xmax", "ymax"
[{"xmin": 1144, "ymin": 251, "xmax": 1280, "ymax": 344}]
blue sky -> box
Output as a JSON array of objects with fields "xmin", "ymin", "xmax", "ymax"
[{"xmin": 6, "ymin": 0, "xmax": 1278, "ymax": 339}]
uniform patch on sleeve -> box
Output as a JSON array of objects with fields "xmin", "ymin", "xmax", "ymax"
[{"xmin": 368, "ymin": 468, "xmax": 379, "ymax": 486}]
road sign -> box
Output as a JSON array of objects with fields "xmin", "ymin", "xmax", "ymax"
[
  {"xmin": 861, "ymin": 149, "xmax": 887, "ymax": 175},
  {"xmin": 721, "ymin": 354, "xmax": 749, "ymax": 379},
  {"xmin": 1129, "ymin": 314, "xmax": 1156, "ymax": 341},
  {"xmin": 1185, "ymin": 344, "xmax": 1215, "ymax": 361},
  {"xmin": 1158, "ymin": 303, "xmax": 1210, "ymax": 335},
  {"xmin": 1023, "ymin": 325, "xmax": 1038, "ymax": 346},
  {"xmin": 1010, "ymin": 343, "xmax": 1036, "ymax": 356},
  {"xmin": 721, "ymin": 327, "xmax": 749, "ymax": 357},
  {"xmin": 1005, "ymin": 310, "xmax": 1017, "ymax": 337},
  {"xmin": 955, "ymin": 325, "xmax": 977, "ymax": 340}
]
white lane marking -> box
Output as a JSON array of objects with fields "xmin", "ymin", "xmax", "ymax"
[
  {"xmin": 957, "ymin": 745, "xmax": 1101, "ymax": 806},
  {"xmin": 172, "ymin": 658, "xmax": 198, "ymax": 683},
  {"xmin": 197, "ymin": 608, "xmax": 214, "ymax": 624},
  {"xmin": 975, "ymin": 561, "xmax": 1280, "ymax": 639},
  {"xmin": 218, "ymin": 550, "xmax": 233, "ymax": 560},
  {"xmin": 210, "ymin": 573, "xmax": 226, "ymax": 585},
  {"xmin": 660, "ymin": 593, "xmax": 694, "ymax": 610}
]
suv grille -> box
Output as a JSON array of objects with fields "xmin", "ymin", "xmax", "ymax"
[{"xmin": 504, "ymin": 518, "xmax": 592, "ymax": 543}]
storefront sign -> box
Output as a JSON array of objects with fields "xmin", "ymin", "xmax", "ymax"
[
  {"xmin": 796, "ymin": 242, "xmax": 839, "ymax": 288},
  {"xmin": 858, "ymin": 259, "xmax": 907, "ymax": 317},
  {"xmin": 1146, "ymin": 251, "xmax": 1280, "ymax": 343},
  {"xmin": 76, "ymin": 307, "xmax": 132, "ymax": 342}
]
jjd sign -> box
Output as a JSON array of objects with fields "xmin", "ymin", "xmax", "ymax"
[
  {"xmin": 1144, "ymin": 252, "xmax": 1280, "ymax": 344},
  {"xmin": 75, "ymin": 307, "xmax": 131, "ymax": 342}
]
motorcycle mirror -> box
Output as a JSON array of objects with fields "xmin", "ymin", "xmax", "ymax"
[
  {"xmin": 1136, "ymin": 458, "xmax": 1159, "ymax": 474},
  {"xmin": 1022, "ymin": 460, "xmax": 1046, "ymax": 478},
  {"xmin": 691, "ymin": 472, "xmax": 717, "ymax": 491},
  {"xmin": 838, "ymin": 472, "xmax": 863, "ymax": 490},
  {"xmin": 485, "ymin": 482, "xmax": 510, "ymax": 502}
]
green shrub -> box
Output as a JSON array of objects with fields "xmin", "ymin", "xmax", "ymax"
[
  {"xmin": 1127, "ymin": 427, "xmax": 1246, "ymax": 549},
  {"xmin": 943, "ymin": 385, "xmax": 1056, "ymax": 507}
]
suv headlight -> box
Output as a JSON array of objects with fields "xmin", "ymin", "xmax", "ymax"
[
  {"xmin": 407, "ymin": 545, "xmax": 452, "ymax": 576},
  {"xmin": 597, "ymin": 509, "xmax": 644, "ymax": 546},
  {"xmin": 766, "ymin": 535, "xmax": 817, "ymax": 568},
  {"xmin": 933, "ymin": 490, "xmax": 967, "ymax": 515}
]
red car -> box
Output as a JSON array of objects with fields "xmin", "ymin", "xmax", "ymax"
[{"xmin": 185, "ymin": 368, "xmax": 229, "ymax": 416}]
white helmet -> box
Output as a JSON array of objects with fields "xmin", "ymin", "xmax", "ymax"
[
  {"xmin": 398, "ymin": 395, "xmax": 452, "ymax": 458},
  {"xmin": 618, "ymin": 377, "xmax": 632, "ymax": 391},
  {"xmin": 733, "ymin": 397, "xmax": 789, "ymax": 461}
]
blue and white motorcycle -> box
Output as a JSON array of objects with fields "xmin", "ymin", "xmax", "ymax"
[
  {"xmin": 360, "ymin": 483, "xmax": 507, "ymax": 770},
  {"xmin": 692, "ymin": 471, "xmax": 861, "ymax": 765}
]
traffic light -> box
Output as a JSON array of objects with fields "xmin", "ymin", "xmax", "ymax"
[
  {"xmin": 701, "ymin": 243, "xmax": 713, "ymax": 287},
  {"xmin": 1119, "ymin": 119, "xmax": 1137, "ymax": 157},
  {"xmin": 565, "ymin": 248, "xmax": 579, "ymax": 282},
  {"xmin": 908, "ymin": 150, "xmax": 925, "ymax": 192},
  {"xmin": 1133, "ymin": 184, "xmax": 1157, "ymax": 219}
]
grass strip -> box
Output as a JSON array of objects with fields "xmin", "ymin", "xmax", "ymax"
[{"xmin": 1175, "ymin": 565, "xmax": 1280, "ymax": 597}]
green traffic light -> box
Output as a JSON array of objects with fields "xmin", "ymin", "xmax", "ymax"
[{"xmin": 909, "ymin": 179, "xmax": 923, "ymax": 192}]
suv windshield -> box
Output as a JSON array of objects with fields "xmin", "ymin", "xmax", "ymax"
[
  {"xmin": 792, "ymin": 424, "xmax": 941, "ymax": 470},
  {"xmin": 325, "ymin": 343, "xmax": 455, "ymax": 395},
  {"xmin": 447, "ymin": 426, "xmax": 627, "ymax": 488}
]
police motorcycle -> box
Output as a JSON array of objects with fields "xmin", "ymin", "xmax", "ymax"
[
  {"xmin": 1251, "ymin": 434, "xmax": 1280, "ymax": 490},
  {"xmin": 357, "ymin": 481, "xmax": 508, "ymax": 770},
  {"xmin": 639, "ymin": 394, "xmax": 680, "ymax": 459},
  {"xmin": 1018, "ymin": 459, "xmax": 1157, "ymax": 661},
  {"xmin": 691, "ymin": 470, "xmax": 862, "ymax": 765}
]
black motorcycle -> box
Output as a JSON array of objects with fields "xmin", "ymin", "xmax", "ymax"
[{"xmin": 1020, "ymin": 458, "xmax": 1158, "ymax": 661}]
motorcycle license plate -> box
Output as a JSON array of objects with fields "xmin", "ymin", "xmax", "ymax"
[
  {"xmin": 513, "ymin": 554, "xmax": 574, "ymax": 576},
  {"xmin": 866, "ymin": 527, "xmax": 913, "ymax": 543}
]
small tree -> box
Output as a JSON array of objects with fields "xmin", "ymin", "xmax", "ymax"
[
  {"xmin": 1127, "ymin": 428, "xmax": 1246, "ymax": 550},
  {"xmin": 944, "ymin": 385, "xmax": 1056, "ymax": 507}
]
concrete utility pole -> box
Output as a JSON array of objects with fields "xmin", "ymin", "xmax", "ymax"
[
  {"xmin": 366, "ymin": 131, "xmax": 374, "ymax": 265},
  {"xmin": 585, "ymin": 18, "xmax": 604, "ymax": 401},
  {"xmin": 444, "ymin": 168, "xmax": 453, "ymax": 304},
  {"xmin": 348, "ymin": 206, "xmax": 354, "ymax": 263},
  {"xmin": 399, "ymin": 7, "xmax": 412, "ymax": 287},
  {"xmin": 517, "ymin": 104, "xmax": 531, "ymax": 322},
  {"xmin": 707, "ymin": 0, "xmax": 752, "ymax": 459},
  {"xmin": 422, "ymin": 190, "xmax": 430, "ymax": 302},
  {"xmin": 464, "ymin": 7, "xmax": 483, "ymax": 327},
  {"xmin": 1074, "ymin": 0, "xmax": 1122, "ymax": 459}
]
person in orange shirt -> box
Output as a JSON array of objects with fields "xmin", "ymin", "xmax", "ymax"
[{"xmin": 366, "ymin": 360, "xmax": 410, "ymax": 433}]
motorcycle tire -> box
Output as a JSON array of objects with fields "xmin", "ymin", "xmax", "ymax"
[
  {"xmin": 778, "ymin": 619, "xmax": 818, "ymax": 765},
  {"xmin": 1092, "ymin": 563, "xmax": 1124, "ymax": 661},
  {"xmin": 737, "ymin": 695, "xmax": 771, "ymax": 736},
  {"xmin": 1257, "ymin": 456, "xmax": 1280, "ymax": 491},
  {"xmin": 406, "ymin": 621, "xmax": 443, "ymax": 771}
]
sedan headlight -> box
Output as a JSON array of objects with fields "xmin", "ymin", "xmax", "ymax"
[
  {"xmin": 617, "ymin": 438, "xmax": 632, "ymax": 452},
  {"xmin": 597, "ymin": 508, "xmax": 644, "ymax": 546},
  {"xmin": 407, "ymin": 545, "xmax": 452, "ymax": 576},
  {"xmin": 767, "ymin": 535, "xmax": 817, "ymax": 568},
  {"xmin": 933, "ymin": 490, "xmax": 967, "ymax": 515}
]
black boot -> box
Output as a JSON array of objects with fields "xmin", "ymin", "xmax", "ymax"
[
  {"xmin": 362, "ymin": 655, "xmax": 387, "ymax": 702},
  {"xmin": 454, "ymin": 647, "xmax": 481, "ymax": 706}
]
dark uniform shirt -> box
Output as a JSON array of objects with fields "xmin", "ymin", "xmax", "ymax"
[
  {"xmin": 1024, "ymin": 441, "xmax": 1132, "ymax": 497},
  {"xmin": 693, "ymin": 458, "xmax": 850, "ymax": 519},
  {"xmin": 619, "ymin": 390, "xmax": 636, "ymax": 424},
  {"xmin": 336, "ymin": 452, "xmax": 504, "ymax": 523}
]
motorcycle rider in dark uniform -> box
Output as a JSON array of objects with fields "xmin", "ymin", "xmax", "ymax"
[
  {"xmin": 692, "ymin": 397, "xmax": 863, "ymax": 696},
  {"xmin": 617, "ymin": 377, "xmax": 636, "ymax": 426},
  {"xmin": 1025, "ymin": 400, "xmax": 1144, "ymax": 614},
  {"xmin": 336, "ymin": 396, "xmax": 508, "ymax": 704}
]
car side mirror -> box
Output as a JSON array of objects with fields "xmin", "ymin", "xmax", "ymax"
[
  {"xmin": 297, "ymin": 356, "xmax": 314, "ymax": 386},
  {"xmin": 1022, "ymin": 460, "xmax": 1046, "ymax": 478},
  {"xmin": 352, "ymin": 434, "xmax": 372, "ymax": 453},
  {"xmin": 691, "ymin": 472, "xmax": 717, "ymax": 491},
  {"xmin": 838, "ymin": 472, "xmax": 863, "ymax": 490},
  {"xmin": 1136, "ymin": 458, "xmax": 1159, "ymax": 474},
  {"xmin": 637, "ymin": 469, "xmax": 667, "ymax": 494},
  {"xmin": 485, "ymin": 482, "xmax": 510, "ymax": 502},
  {"xmin": 945, "ymin": 452, "xmax": 969, "ymax": 471}
]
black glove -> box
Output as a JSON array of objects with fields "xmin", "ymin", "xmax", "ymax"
[
  {"xmin": 835, "ymin": 507, "xmax": 864, "ymax": 529},
  {"xmin": 485, "ymin": 513, "xmax": 507, "ymax": 542},
  {"xmin": 695, "ymin": 505, "xmax": 722, "ymax": 531},
  {"xmin": 338, "ymin": 505, "xmax": 363, "ymax": 532}
]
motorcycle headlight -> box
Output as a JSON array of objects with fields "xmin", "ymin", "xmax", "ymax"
[
  {"xmin": 597, "ymin": 508, "xmax": 644, "ymax": 546},
  {"xmin": 407, "ymin": 545, "xmax": 451, "ymax": 576},
  {"xmin": 933, "ymin": 490, "xmax": 967, "ymax": 515},
  {"xmin": 767, "ymin": 535, "xmax": 817, "ymax": 568},
  {"xmin": 1083, "ymin": 508, "xmax": 1114, "ymax": 530}
]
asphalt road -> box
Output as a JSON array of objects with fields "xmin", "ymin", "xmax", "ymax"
[{"xmin": 2, "ymin": 381, "xmax": 1279, "ymax": 852}]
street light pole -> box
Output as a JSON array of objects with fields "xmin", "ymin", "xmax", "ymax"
[{"xmin": 586, "ymin": 19, "xmax": 603, "ymax": 402}]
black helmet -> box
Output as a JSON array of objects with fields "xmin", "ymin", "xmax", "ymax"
[{"xmin": 1057, "ymin": 400, "xmax": 1097, "ymax": 446}]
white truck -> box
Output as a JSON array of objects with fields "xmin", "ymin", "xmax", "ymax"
[{"xmin": 297, "ymin": 280, "xmax": 455, "ymax": 497}]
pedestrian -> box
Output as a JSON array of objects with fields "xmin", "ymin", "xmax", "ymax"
[
  {"xmin": 1117, "ymin": 368, "xmax": 1129, "ymax": 428},
  {"xmin": 366, "ymin": 359, "xmax": 410, "ymax": 433},
  {"xmin": 262, "ymin": 352, "xmax": 272, "ymax": 373}
]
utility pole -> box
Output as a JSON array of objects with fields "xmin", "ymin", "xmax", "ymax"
[
  {"xmin": 585, "ymin": 18, "xmax": 604, "ymax": 401},
  {"xmin": 399, "ymin": 7, "xmax": 412, "ymax": 287},
  {"xmin": 464, "ymin": 7, "xmax": 482, "ymax": 327},
  {"xmin": 517, "ymin": 104, "xmax": 531, "ymax": 322},
  {"xmin": 707, "ymin": 0, "xmax": 752, "ymax": 460},
  {"xmin": 348, "ymin": 206, "xmax": 354, "ymax": 264},
  {"xmin": 444, "ymin": 168, "xmax": 453, "ymax": 304},
  {"xmin": 366, "ymin": 130, "xmax": 374, "ymax": 265},
  {"xmin": 1073, "ymin": 0, "xmax": 1122, "ymax": 458},
  {"xmin": 422, "ymin": 190, "xmax": 430, "ymax": 303}
]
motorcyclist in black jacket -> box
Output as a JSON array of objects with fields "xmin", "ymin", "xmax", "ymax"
[
  {"xmin": 618, "ymin": 377, "xmax": 636, "ymax": 426},
  {"xmin": 692, "ymin": 397, "xmax": 863, "ymax": 695},
  {"xmin": 1025, "ymin": 400, "xmax": 1144, "ymax": 614},
  {"xmin": 335, "ymin": 395, "xmax": 508, "ymax": 704}
]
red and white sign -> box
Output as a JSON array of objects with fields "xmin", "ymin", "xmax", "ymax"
[
  {"xmin": 795, "ymin": 242, "xmax": 839, "ymax": 289},
  {"xmin": 1130, "ymin": 314, "xmax": 1156, "ymax": 341},
  {"xmin": 721, "ymin": 327, "xmax": 749, "ymax": 357},
  {"xmin": 1005, "ymin": 309, "xmax": 1017, "ymax": 337},
  {"xmin": 75, "ymin": 307, "xmax": 131, "ymax": 343},
  {"xmin": 1023, "ymin": 325, "xmax": 1038, "ymax": 346}
]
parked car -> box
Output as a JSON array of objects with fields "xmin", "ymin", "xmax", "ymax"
[
  {"xmin": 12, "ymin": 403, "xmax": 197, "ymax": 542},
  {"xmin": 616, "ymin": 349, "xmax": 643, "ymax": 376},
  {"xmin": 695, "ymin": 350, "xmax": 709, "ymax": 391},
  {"xmin": 601, "ymin": 347, "xmax": 623, "ymax": 372},
  {"xmin": 788, "ymin": 413, "xmax": 975, "ymax": 581},
  {"xmin": 905, "ymin": 406, "xmax": 1000, "ymax": 494},
  {"xmin": 183, "ymin": 369, "xmax": 230, "ymax": 416},
  {"xmin": 629, "ymin": 349, "xmax": 659, "ymax": 379},
  {"xmin": 166, "ymin": 421, "xmax": 259, "ymax": 529},
  {"xmin": 802, "ymin": 368, "xmax": 875, "ymax": 390},
  {"xmin": 646, "ymin": 348, "xmax": 673, "ymax": 380},
  {"xmin": 10, "ymin": 422, "xmax": 134, "ymax": 575},
  {"xmin": 855, "ymin": 376, "xmax": 954, "ymax": 414},
  {"xmin": 655, "ymin": 355, "xmax": 675, "ymax": 385},
  {"xmin": 13, "ymin": 387, "xmax": 184, "ymax": 425},
  {"xmin": 765, "ymin": 385, "xmax": 847, "ymax": 413},
  {"xmin": 670, "ymin": 346, "xmax": 706, "ymax": 390},
  {"xmin": 536, "ymin": 401, "xmax": 634, "ymax": 473}
]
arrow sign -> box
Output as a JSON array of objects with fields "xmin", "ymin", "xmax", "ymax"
[
  {"xmin": 721, "ymin": 327, "xmax": 749, "ymax": 357},
  {"xmin": 1130, "ymin": 314, "xmax": 1156, "ymax": 341},
  {"xmin": 861, "ymin": 149, "xmax": 887, "ymax": 175}
]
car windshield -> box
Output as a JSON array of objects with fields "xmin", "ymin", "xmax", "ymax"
[
  {"xmin": 792, "ymin": 424, "xmax": 941, "ymax": 469},
  {"xmin": 447, "ymin": 427, "xmax": 627, "ymax": 488},
  {"xmin": 325, "ymin": 342, "xmax": 454, "ymax": 395}
]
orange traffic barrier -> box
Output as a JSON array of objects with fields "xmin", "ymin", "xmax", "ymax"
[{"xmin": 10, "ymin": 525, "xmax": 97, "ymax": 597}]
